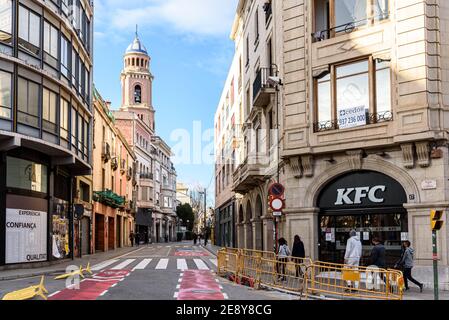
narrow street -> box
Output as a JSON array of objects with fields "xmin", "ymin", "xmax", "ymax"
[{"xmin": 0, "ymin": 243, "xmax": 295, "ymax": 301}]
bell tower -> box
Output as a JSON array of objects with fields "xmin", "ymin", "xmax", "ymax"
[{"xmin": 120, "ymin": 26, "xmax": 155, "ymax": 132}]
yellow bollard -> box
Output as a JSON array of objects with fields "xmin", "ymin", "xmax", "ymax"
[{"xmin": 2, "ymin": 276, "xmax": 48, "ymax": 300}]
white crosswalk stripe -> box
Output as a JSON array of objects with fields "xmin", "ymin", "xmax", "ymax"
[
  {"xmin": 111, "ymin": 259, "xmax": 136, "ymax": 270},
  {"xmin": 133, "ymin": 259, "xmax": 152, "ymax": 270},
  {"xmin": 155, "ymin": 259, "xmax": 169, "ymax": 269},
  {"xmin": 210, "ymin": 259, "xmax": 218, "ymax": 267},
  {"xmin": 177, "ymin": 259, "xmax": 188, "ymax": 270},
  {"xmin": 193, "ymin": 259, "xmax": 209, "ymax": 270},
  {"xmin": 91, "ymin": 259, "xmax": 119, "ymax": 271}
]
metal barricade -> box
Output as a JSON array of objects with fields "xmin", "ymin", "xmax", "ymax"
[{"xmin": 303, "ymin": 261, "xmax": 404, "ymax": 300}]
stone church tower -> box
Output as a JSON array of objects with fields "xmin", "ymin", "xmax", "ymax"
[{"xmin": 120, "ymin": 29, "xmax": 155, "ymax": 133}]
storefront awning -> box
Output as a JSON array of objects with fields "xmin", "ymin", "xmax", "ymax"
[{"xmin": 136, "ymin": 208, "xmax": 153, "ymax": 226}]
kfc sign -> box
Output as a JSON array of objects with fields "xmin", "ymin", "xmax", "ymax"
[
  {"xmin": 335, "ymin": 186, "xmax": 386, "ymax": 205},
  {"xmin": 318, "ymin": 171, "xmax": 407, "ymax": 210}
]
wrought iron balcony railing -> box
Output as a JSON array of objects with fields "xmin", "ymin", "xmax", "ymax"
[{"xmin": 313, "ymin": 111, "xmax": 393, "ymax": 133}]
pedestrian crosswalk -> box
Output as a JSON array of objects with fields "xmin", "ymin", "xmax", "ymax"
[
  {"xmin": 91, "ymin": 257, "xmax": 218, "ymax": 272},
  {"xmin": 133, "ymin": 259, "xmax": 152, "ymax": 271}
]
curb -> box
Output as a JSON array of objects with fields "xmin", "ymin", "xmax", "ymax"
[
  {"xmin": 202, "ymin": 245, "xmax": 220, "ymax": 257},
  {"xmin": 0, "ymin": 246, "xmax": 144, "ymax": 281}
]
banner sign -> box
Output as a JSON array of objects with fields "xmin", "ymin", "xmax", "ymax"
[
  {"xmin": 5, "ymin": 208, "xmax": 48, "ymax": 264},
  {"xmin": 338, "ymin": 106, "xmax": 367, "ymax": 129}
]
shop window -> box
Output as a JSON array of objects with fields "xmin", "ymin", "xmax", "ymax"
[
  {"xmin": 313, "ymin": 0, "xmax": 389, "ymax": 41},
  {"xmin": 43, "ymin": 21, "xmax": 59, "ymax": 69},
  {"xmin": 314, "ymin": 58, "xmax": 392, "ymax": 132},
  {"xmin": 0, "ymin": 0, "xmax": 12, "ymax": 45},
  {"xmin": 60, "ymin": 98, "xmax": 69, "ymax": 141},
  {"xmin": 0, "ymin": 70, "xmax": 12, "ymax": 119},
  {"xmin": 6, "ymin": 157, "xmax": 48, "ymax": 193},
  {"xmin": 18, "ymin": 77, "xmax": 40, "ymax": 128},
  {"xmin": 18, "ymin": 5, "xmax": 41, "ymax": 56},
  {"xmin": 43, "ymin": 88, "xmax": 58, "ymax": 134}
]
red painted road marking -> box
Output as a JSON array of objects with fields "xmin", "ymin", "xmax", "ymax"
[
  {"xmin": 174, "ymin": 251, "xmax": 210, "ymax": 257},
  {"xmin": 49, "ymin": 270, "xmax": 130, "ymax": 300},
  {"xmin": 177, "ymin": 270, "xmax": 225, "ymax": 300}
]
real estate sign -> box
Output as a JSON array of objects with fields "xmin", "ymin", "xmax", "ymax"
[
  {"xmin": 5, "ymin": 208, "xmax": 48, "ymax": 264},
  {"xmin": 338, "ymin": 106, "xmax": 367, "ymax": 129}
]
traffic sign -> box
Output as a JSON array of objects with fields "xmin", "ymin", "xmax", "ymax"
[
  {"xmin": 273, "ymin": 211, "xmax": 282, "ymax": 217},
  {"xmin": 269, "ymin": 183, "xmax": 285, "ymax": 197},
  {"xmin": 270, "ymin": 198, "xmax": 284, "ymax": 211}
]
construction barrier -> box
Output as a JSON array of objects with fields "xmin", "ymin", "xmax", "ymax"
[
  {"xmin": 217, "ymin": 248, "xmax": 404, "ymax": 300},
  {"xmin": 2, "ymin": 276, "xmax": 48, "ymax": 300},
  {"xmin": 54, "ymin": 262, "xmax": 92, "ymax": 280},
  {"xmin": 217, "ymin": 248, "xmax": 311, "ymax": 293},
  {"xmin": 303, "ymin": 261, "xmax": 404, "ymax": 300}
]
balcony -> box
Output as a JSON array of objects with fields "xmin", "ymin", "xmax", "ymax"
[
  {"xmin": 93, "ymin": 190, "xmax": 125, "ymax": 209},
  {"xmin": 111, "ymin": 157, "xmax": 118, "ymax": 171},
  {"xmin": 253, "ymin": 68, "xmax": 276, "ymax": 107},
  {"xmin": 232, "ymin": 154, "xmax": 269, "ymax": 194},
  {"xmin": 101, "ymin": 142, "xmax": 111, "ymax": 163},
  {"xmin": 120, "ymin": 159, "xmax": 126, "ymax": 174},
  {"xmin": 140, "ymin": 173, "xmax": 154, "ymax": 180},
  {"xmin": 126, "ymin": 167, "xmax": 133, "ymax": 181}
]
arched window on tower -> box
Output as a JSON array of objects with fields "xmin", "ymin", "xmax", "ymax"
[{"xmin": 134, "ymin": 85, "xmax": 142, "ymax": 103}]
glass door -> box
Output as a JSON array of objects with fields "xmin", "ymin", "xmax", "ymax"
[{"xmin": 319, "ymin": 212, "xmax": 407, "ymax": 267}]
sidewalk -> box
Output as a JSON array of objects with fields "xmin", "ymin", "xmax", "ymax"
[
  {"xmin": 202, "ymin": 243, "xmax": 221, "ymax": 256},
  {"xmin": 402, "ymin": 287, "xmax": 449, "ymax": 300},
  {"xmin": 0, "ymin": 245, "xmax": 143, "ymax": 281}
]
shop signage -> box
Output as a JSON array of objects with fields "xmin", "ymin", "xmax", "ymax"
[
  {"xmin": 338, "ymin": 106, "xmax": 367, "ymax": 129},
  {"xmin": 5, "ymin": 208, "xmax": 48, "ymax": 264},
  {"xmin": 318, "ymin": 171, "xmax": 407, "ymax": 210},
  {"xmin": 335, "ymin": 186, "xmax": 386, "ymax": 205},
  {"xmin": 421, "ymin": 180, "xmax": 437, "ymax": 190}
]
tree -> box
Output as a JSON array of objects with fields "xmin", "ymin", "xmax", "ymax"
[{"xmin": 176, "ymin": 203, "xmax": 195, "ymax": 231}]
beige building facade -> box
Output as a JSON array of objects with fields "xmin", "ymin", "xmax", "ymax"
[{"xmin": 224, "ymin": 0, "xmax": 449, "ymax": 289}]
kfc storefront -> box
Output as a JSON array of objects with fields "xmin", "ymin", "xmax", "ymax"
[{"xmin": 317, "ymin": 170, "xmax": 409, "ymax": 267}]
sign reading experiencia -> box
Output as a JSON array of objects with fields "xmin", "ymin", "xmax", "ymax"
[
  {"xmin": 5, "ymin": 209, "xmax": 48, "ymax": 264},
  {"xmin": 338, "ymin": 106, "xmax": 367, "ymax": 129}
]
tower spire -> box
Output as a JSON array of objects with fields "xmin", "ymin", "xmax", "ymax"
[{"xmin": 135, "ymin": 24, "xmax": 138, "ymax": 38}]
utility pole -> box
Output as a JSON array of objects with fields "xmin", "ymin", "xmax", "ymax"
[
  {"xmin": 430, "ymin": 209, "xmax": 444, "ymax": 300},
  {"xmin": 203, "ymin": 188, "xmax": 207, "ymax": 239}
]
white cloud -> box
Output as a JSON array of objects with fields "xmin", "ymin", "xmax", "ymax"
[{"xmin": 95, "ymin": 0, "xmax": 238, "ymax": 37}]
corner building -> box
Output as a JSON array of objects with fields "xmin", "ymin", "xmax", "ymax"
[
  {"xmin": 227, "ymin": 0, "xmax": 449, "ymax": 289},
  {"xmin": 0, "ymin": 0, "xmax": 93, "ymax": 266},
  {"xmin": 280, "ymin": 0, "xmax": 449, "ymax": 289}
]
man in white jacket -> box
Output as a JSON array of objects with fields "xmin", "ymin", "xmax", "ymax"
[{"xmin": 344, "ymin": 230, "xmax": 362, "ymax": 289}]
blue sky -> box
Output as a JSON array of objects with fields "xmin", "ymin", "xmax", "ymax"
[{"xmin": 93, "ymin": 0, "xmax": 239, "ymax": 206}]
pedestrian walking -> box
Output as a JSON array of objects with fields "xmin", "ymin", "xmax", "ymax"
[
  {"xmin": 130, "ymin": 231, "xmax": 134, "ymax": 247},
  {"xmin": 344, "ymin": 230, "xmax": 362, "ymax": 291},
  {"xmin": 135, "ymin": 232, "xmax": 140, "ymax": 247},
  {"xmin": 193, "ymin": 233, "xmax": 197, "ymax": 245},
  {"xmin": 277, "ymin": 238, "xmax": 291, "ymax": 281},
  {"xmin": 292, "ymin": 235, "xmax": 305, "ymax": 277},
  {"xmin": 204, "ymin": 233, "xmax": 208, "ymax": 246},
  {"xmin": 370, "ymin": 237, "xmax": 386, "ymax": 268},
  {"xmin": 369, "ymin": 237, "xmax": 386, "ymax": 287},
  {"xmin": 395, "ymin": 241, "xmax": 423, "ymax": 292}
]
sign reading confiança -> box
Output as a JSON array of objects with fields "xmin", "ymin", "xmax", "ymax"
[
  {"xmin": 5, "ymin": 208, "xmax": 48, "ymax": 264},
  {"xmin": 338, "ymin": 106, "xmax": 367, "ymax": 129}
]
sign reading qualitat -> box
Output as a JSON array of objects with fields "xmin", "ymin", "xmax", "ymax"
[{"xmin": 5, "ymin": 209, "xmax": 48, "ymax": 264}]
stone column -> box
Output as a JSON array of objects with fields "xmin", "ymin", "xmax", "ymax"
[
  {"xmin": 252, "ymin": 219, "xmax": 263, "ymax": 251},
  {"xmin": 262, "ymin": 216, "xmax": 274, "ymax": 252}
]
